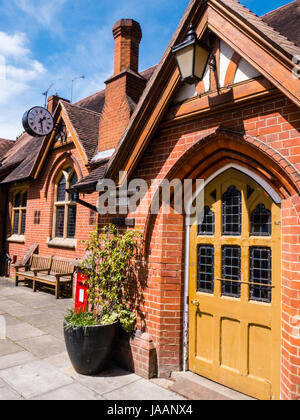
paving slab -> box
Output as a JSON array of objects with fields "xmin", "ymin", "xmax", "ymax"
[
  {"xmin": 6, "ymin": 323, "xmax": 45, "ymax": 341},
  {"xmin": 0, "ymin": 339, "xmax": 23, "ymax": 357},
  {"xmin": 16, "ymin": 334, "xmax": 66, "ymax": 359},
  {"xmin": 104, "ymin": 378, "xmax": 186, "ymax": 400},
  {"xmin": 32, "ymin": 382, "xmax": 104, "ymax": 400},
  {"xmin": 0, "ymin": 386, "xmax": 22, "ymax": 400},
  {"xmin": 0, "ymin": 360, "xmax": 73, "ymax": 399},
  {"xmin": 0, "ymin": 351, "xmax": 36, "ymax": 370},
  {"xmin": 43, "ymin": 352, "xmax": 73, "ymax": 371},
  {"xmin": 21, "ymin": 310, "xmax": 66, "ymax": 328},
  {"xmin": 39, "ymin": 321, "xmax": 65, "ymax": 340},
  {"xmin": 0, "ymin": 300, "xmax": 40, "ymax": 318},
  {"xmin": 71, "ymin": 365, "xmax": 142, "ymax": 395},
  {"xmin": 9, "ymin": 293, "xmax": 58, "ymax": 310},
  {"xmin": 2, "ymin": 314, "xmax": 23, "ymax": 326}
]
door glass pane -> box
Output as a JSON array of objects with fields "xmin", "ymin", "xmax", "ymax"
[
  {"xmin": 222, "ymin": 186, "xmax": 241, "ymax": 236},
  {"xmin": 198, "ymin": 206, "xmax": 215, "ymax": 236},
  {"xmin": 251, "ymin": 204, "xmax": 271, "ymax": 236},
  {"xmin": 197, "ymin": 245, "xmax": 214, "ymax": 293},
  {"xmin": 250, "ymin": 247, "xmax": 272, "ymax": 303},
  {"xmin": 55, "ymin": 206, "xmax": 65, "ymax": 238},
  {"xmin": 67, "ymin": 206, "xmax": 76, "ymax": 239},
  {"xmin": 222, "ymin": 246, "xmax": 241, "ymax": 298}
]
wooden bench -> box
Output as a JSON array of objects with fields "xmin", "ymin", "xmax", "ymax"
[
  {"xmin": 15, "ymin": 255, "xmax": 75, "ymax": 299},
  {"xmin": 33, "ymin": 257, "xmax": 75, "ymax": 299},
  {"xmin": 15, "ymin": 255, "xmax": 52, "ymax": 287}
]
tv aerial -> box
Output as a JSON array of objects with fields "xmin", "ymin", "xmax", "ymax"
[{"xmin": 42, "ymin": 82, "xmax": 55, "ymax": 108}]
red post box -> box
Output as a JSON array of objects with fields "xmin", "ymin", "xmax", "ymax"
[{"xmin": 74, "ymin": 272, "xmax": 89, "ymax": 312}]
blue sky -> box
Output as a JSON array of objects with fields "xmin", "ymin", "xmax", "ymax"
[{"xmin": 0, "ymin": 0, "xmax": 291, "ymax": 139}]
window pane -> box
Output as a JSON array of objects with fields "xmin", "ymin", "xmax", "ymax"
[
  {"xmin": 69, "ymin": 172, "xmax": 78, "ymax": 188},
  {"xmin": 198, "ymin": 206, "xmax": 215, "ymax": 236},
  {"xmin": 222, "ymin": 186, "xmax": 241, "ymax": 236},
  {"xmin": 67, "ymin": 206, "xmax": 76, "ymax": 238},
  {"xmin": 251, "ymin": 204, "xmax": 271, "ymax": 236},
  {"xmin": 222, "ymin": 246, "xmax": 241, "ymax": 298},
  {"xmin": 22, "ymin": 192, "xmax": 27, "ymax": 208},
  {"xmin": 197, "ymin": 245, "xmax": 214, "ymax": 293},
  {"xmin": 55, "ymin": 206, "xmax": 65, "ymax": 238},
  {"xmin": 250, "ymin": 247, "xmax": 272, "ymax": 303},
  {"xmin": 21, "ymin": 211, "xmax": 26, "ymax": 235},
  {"xmin": 14, "ymin": 193, "xmax": 21, "ymax": 208},
  {"xmin": 57, "ymin": 175, "xmax": 66, "ymax": 202},
  {"xmin": 13, "ymin": 210, "xmax": 20, "ymax": 234}
]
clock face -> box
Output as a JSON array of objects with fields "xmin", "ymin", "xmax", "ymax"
[{"xmin": 22, "ymin": 106, "xmax": 54, "ymax": 137}]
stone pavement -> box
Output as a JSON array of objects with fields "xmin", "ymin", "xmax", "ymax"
[{"xmin": 0, "ymin": 278, "xmax": 184, "ymax": 401}]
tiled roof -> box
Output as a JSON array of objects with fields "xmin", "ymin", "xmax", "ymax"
[
  {"xmin": 71, "ymin": 164, "xmax": 107, "ymax": 192},
  {"xmin": 0, "ymin": 133, "xmax": 45, "ymax": 184},
  {"xmin": 74, "ymin": 66, "xmax": 157, "ymax": 114},
  {"xmin": 262, "ymin": 0, "xmax": 300, "ymax": 47},
  {"xmin": 61, "ymin": 101, "xmax": 101, "ymax": 162},
  {"xmin": 0, "ymin": 139, "xmax": 14, "ymax": 158},
  {"xmin": 220, "ymin": 0, "xmax": 300, "ymax": 56}
]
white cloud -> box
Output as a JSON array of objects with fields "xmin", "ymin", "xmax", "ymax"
[
  {"xmin": 13, "ymin": 0, "xmax": 70, "ymax": 29},
  {"xmin": 0, "ymin": 31, "xmax": 46, "ymax": 138},
  {"xmin": 0, "ymin": 32, "xmax": 29, "ymax": 57}
]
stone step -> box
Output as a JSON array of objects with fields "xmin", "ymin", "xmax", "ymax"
[{"xmin": 170, "ymin": 371, "xmax": 255, "ymax": 401}]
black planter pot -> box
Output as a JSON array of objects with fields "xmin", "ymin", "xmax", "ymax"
[{"xmin": 63, "ymin": 321, "xmax": 119, "ymax": 375}]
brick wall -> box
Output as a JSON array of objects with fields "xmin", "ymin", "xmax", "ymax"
[
  {"xmin": 126, "ymin": 94, "xmax": 300, "ymax": 399},
  {"xmin": 7, "ymin": 142, "xmax": 99, "ymax": 275}
]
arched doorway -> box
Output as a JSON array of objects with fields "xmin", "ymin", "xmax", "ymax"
[{"xmin": 188, "ymin": 168, "xmax": 281, "ymax": 400}]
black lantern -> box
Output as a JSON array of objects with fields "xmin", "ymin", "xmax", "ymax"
[{"xmin": 171, "ymin": 25, "xmax": 212, "ymax": 85}]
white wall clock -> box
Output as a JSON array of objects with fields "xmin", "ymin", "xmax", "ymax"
[{"xmin": 22, "ymin": 106, "xmax": 54, "ymax": 137}]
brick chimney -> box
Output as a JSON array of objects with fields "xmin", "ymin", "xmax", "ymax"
[
  {"xmin": 47, "ymin": 95, "xmax": 70, "ymax": 115},
  {"xmin": 98, "ymin": 19, "xmax": 147, "ymax": 153}
]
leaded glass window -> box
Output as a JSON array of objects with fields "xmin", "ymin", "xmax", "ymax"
[
  {"xmin": 198, "ymin": 206, "xmax": 215, "ymax": 236},
  {"xmin": 251, "ymin": 204, "xmax": 271, "ymax": 236},
  {"xmin": 53, "ymin": 168, "xmax": 77, "ymax": 239},
  {"xmin": 222, "ymin": 246, "xmax": 241, "ymax": 298},
  {"xmin": 197, "ymin": 245, "xmax": 214, "ymax": 293},
  {"xmin": 250, "ymin": 247, "xmax": 272, "ymax": 303},
  {"xmin": 12, "ymin": 190, "xmax": 27, "ymax": 235},
  {"xmin": 222, "ymin": 186, "xmax": 241, "ymax": 236}
]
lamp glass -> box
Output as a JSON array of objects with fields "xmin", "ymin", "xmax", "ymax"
[
  {"xmin": 175, "ymin": 44, "xmax": 195, "ymax": 81},
  {"xmin": 194, "ymin": 43, "xmax": 211, "ymax": 80}
]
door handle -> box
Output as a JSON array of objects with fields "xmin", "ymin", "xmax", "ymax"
[{"xmin": 191, "ymin": 300, "xmax": 200, "ymax": 307}]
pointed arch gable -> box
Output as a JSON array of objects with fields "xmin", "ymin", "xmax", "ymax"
[{"xmin": 106, "ymin": 0, "xmax": 300, "ymax": 184}]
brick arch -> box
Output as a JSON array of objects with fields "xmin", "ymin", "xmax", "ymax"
[
  {"xmin": 44, "ymin": 152, "xmax": 83, "ymax": 199},
  {"xmin": 143, "ymin": 128, "xmax": 300, "ymax": 250}
]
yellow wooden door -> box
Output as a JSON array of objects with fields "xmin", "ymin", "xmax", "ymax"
[{"xmin": 189, "ymin": 169, "xmax": 281, "ymax": 400}]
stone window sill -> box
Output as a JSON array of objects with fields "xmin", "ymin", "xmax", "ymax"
[
  {"xmin": 7, "ymin": 235, "xmax": 25, "ymax": 244},
  {"xmin": 47, "ymin": 238, "xmax": 77, "ymax": 250}
]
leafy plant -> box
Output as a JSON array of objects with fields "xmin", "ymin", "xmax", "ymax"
[{"xmin": 67, "ymin": 225, "xmax": 143, "ymax": 333}]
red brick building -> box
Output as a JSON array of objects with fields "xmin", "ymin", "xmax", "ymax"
[{"xmin": 1, "ymin": 0, "xmax": 300, "ymax": 400}]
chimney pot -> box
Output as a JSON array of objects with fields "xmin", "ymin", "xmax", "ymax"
[{"xmin": 112, "ymin": 19, "xmax": 142, "ymax": 75}]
